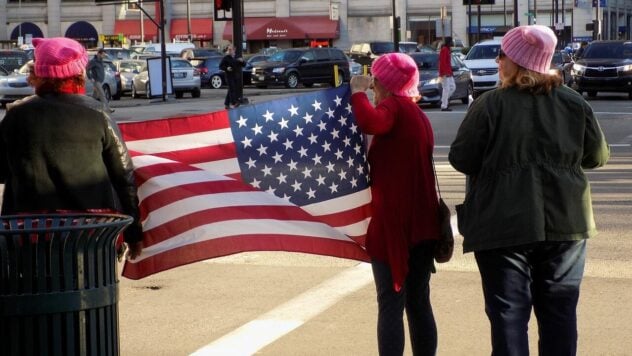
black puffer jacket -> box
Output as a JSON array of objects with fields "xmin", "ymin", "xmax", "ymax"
[{"xmin": 0, "ymin": 93, "xmax": 142, "ymax": 243}]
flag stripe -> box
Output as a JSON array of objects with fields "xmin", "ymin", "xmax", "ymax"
[
  {"xmin": 141, "ymin": 205, "xmax": 342, "ymax": 246},
  {"xmin": 121, "ymin": 112, "xmax": 231, "ymax": 141},
  {"xmin": 122, "ymin": 235, "xmax": 370, "ymax": 280}
]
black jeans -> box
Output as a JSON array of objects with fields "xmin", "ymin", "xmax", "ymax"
[
  {"xmin": 474, "ymin": 240, "xmax": 586, "ymax": 356},
  {"xmin": 224, "ymin": 75, "xmax": 239, "ymax": 107},
  {"xmin": 371, "ymin": 243, "xmax": 437, "ymax": 356}
]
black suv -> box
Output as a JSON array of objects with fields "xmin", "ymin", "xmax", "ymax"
[
  {"xmin": 571, "ymin": 40, "xmax": 632, "ymax": 98},
  {"xmin": 250, "ymin": 48, "xmax": 349, "ymax": 89},
  {"xmin": 348, "ymin": 41, "xmax": 396, "ymax": 67}
]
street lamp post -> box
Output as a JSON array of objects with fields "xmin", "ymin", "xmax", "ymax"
[{"xmin": 392, "ymin": 0, "xmax": 399, "ymax": 50}]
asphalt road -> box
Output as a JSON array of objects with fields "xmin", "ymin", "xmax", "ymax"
[{"xmin": 1, "ymin": 89, "xmax": 631, "ymax": 355}]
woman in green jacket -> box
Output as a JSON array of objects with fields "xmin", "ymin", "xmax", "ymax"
[{"xmin": 449, "ymin": 25, "xmax": 609, "ymax": 355}]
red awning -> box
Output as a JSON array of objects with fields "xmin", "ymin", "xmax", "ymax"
[
  {"xmin": 223, "ymin": 16, "xmax": 339, "ymax": 41},
  {"xmin": 114, "ymin": 19, "xmax": 159, "ymax": 42},
  {"xmin": 170, "ymin": 18, "xmax": 213, "ymax": 41}
]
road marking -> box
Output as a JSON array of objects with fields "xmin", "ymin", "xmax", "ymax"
[{"xmin": 190, "ymin": 263, "xmax": 374, "ymax": 356}]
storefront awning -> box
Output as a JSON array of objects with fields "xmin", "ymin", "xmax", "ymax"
[
  {"xmin": 10, "ymin": 22, "xmax": 44, "ymax": 40},
  {"xmin": 170, "ymin": 18, "xmax": 213, "ymax": 41},
  {"xmin": 114, "ymin": 19, "xmax": 159, "ymax": 42},
  {"xmin": 65, "ymin": 21, "xmax": 98, "ymax": 42},
  {"xmin": 223, "ymin": 16, "xmax": 339, "ymax": 41}
]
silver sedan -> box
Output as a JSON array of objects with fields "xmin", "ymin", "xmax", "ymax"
[{"xmin": 131, "ymin": 58, "xmax": 201, "ymax": 99}]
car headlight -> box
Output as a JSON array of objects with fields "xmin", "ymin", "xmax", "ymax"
[
  {"xmin": 272, "ymin": 67, "xmax": 285, "ymax": 74},
  {"xmin": 571, "ymin": 63, "xmax": 585, "ymax": 76},
  {"xmin": 427, "ymin": 78, "xmax": 441, "ymax": 85},
  {"xmin": 618, "ymin": 64, "xmax": 632, "ymax": 72}
]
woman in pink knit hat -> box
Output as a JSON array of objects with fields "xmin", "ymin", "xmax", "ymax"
[
  {"xmin": 449, "ymin": 25, "xmax": 610, "ymax": 355},
  {"xmin": 0, "ymin": 37, "xmax": 144, "ymax": 260},
  {"xmin": 350, "ymin": 52, "xmax": 442, "ymax": 355}
]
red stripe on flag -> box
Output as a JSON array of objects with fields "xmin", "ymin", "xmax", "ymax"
[
  {"xmin": 120, "ymin": 111, "xmax": 230, "ymax": 142},
  {"xmin": 144, "ymin": 143, "xmax": 238, "ymax": 166},
  {"xmin": 142, "ymin": 205, "xmax": 330, "ymax": 246},
  {"xmin": 122, "ymin": 234, "xmax": 370, "ymax": 280}
]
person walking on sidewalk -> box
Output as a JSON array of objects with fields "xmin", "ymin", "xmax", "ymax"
[
  {"xmin": 439, "ymin": 37, "xmax": 456, "ymax": 112},
  {"xmin": 219, "ymin": 44, "xmax": 245, "ymax": 109},
  {"xmin": 87, "ymin": 48, "xmax": 114, "ymax": 113},
  {"xmin": 350, "ymin": 53, "xmax": 442, "ymax": 355},
  {"xmin": 0, "ymin": 37, "xmax": 143, "ymax": 259},
  {"xmin": 449, "ymin": 25, "xmax": 610, "ymax": 355}
]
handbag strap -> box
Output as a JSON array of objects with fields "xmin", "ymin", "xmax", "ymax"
[{"xmin": 432, "ymin": 156, "xmax": 442, "ymax": 199}]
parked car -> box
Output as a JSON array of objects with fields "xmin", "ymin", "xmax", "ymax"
[
  {"xmin": 242, "ymin": 54, "xmax": 269, "ymax": 84},
  {"xmin": 348, "ymin": 41, "xmax": 396, "ymax": 67},
  {"xmin": 131, "ymin": 57, "xmax": 201, "ymax": 98},
  {"xmin": 409, "ymin": 52, "xmax": 473, "ymax": 106},
  {"xmin": 1, "ymin": 59, "xmax": 120, "ymax": 107},
  {"xmin": 181, "ymin": 47, "xmax": 222, "ymax": 60},
  {"xmin": 190, "ymin": 56, "xmax": 224, "ymax": 89},
  {"xmin": 87, "ymin": 52, "xmax": 122, "ymax": 100},
  {"xmin": 551, "ymin": 51, "xmax": 574, "ymax": 85},
  {"xmin": 571, "ymin": 40, "xmax": 632, "ymax": 99},
  {"xmin": 100, "ymin": 47, "xmax": 133, "ymax": 60},
  {"xmin": 463, "ymin": 39, "xmax": 502, "ymax": 96},
  {"xmin": 116, "ymin": 59, "xmax": 147, "ymax": 95},
  {"xmin": 0, "ymin": 61, "xmax": 33, "ymax": 107},
  {"xmin": 0, "ymin": 49, "xmax": 29, "ymax": 76},
  {"xmin": 251, "ymin": 47, "xmax": 350, "ymax": 89},
  {"xmin": 399, "ymin": 41, "xmax": 419, "ymax": 53}
]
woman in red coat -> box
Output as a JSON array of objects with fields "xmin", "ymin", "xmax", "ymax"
[{"xmin": 350, "ymin": 53, "xmax": 441, "ymax": 355}]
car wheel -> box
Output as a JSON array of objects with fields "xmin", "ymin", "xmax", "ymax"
[
  {"xmin": 112, "ymin": 88, "xmax": 121, "ymax": 101},
  {"xmin": 131, "ymin": 85, "xmax": 138, "ymax": 99},
  {"xmin": 175, "ymin": 91, "xmax": 183, "ymax": 99},
  {"xmin": 192, "ymin": 87, "xmax": 201, "ymax": 98},
  {"xmin": 462, "ymin": 82, "xmax": 474, "ymax": 104},
  {"xmin": 587, "ymin": 91, "xmax": 597, "ymax": 98},
  {"xmin": 303, "ymin": 83, "xmax": 314, "ymax": 88},
  {"xmin": 256, "ymin": 85, "xmax": 267, "ymax": 89},
  {"xmin": 103, "ymin": 85, "xmax": 112, "ymax": 101},
  {"xmin": 629, "ymin": 92, "xmax": 632, "ymax": 100},
  {"xmin": 210, "ymin": 75, "xmax": 223, "ymax": 89},
  {"xmin": 285, "ymin": 72, "xmax": 299, "ymax": 89}
]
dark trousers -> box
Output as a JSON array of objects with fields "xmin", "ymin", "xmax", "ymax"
[
  {"xmin": 224, "ymin": 76, "xmax": 239, "ymax": 107},
  {"xmin": 474, "ymin": 240, "xmax": 586, "ymax": 356},
  {"xmin": 371, "ymin": 243, "xmax": 437, "ymax": 356}
]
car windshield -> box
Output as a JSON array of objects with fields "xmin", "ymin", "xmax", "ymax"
[
  {"xmin": 465, "ymin": 44, "xmax": 501, "ymax": 60},
  {"xmin": 399, "ymin": 43, "xmax": 418, "ymax": 53},
  {"xmin": 371, "ymin": 42, "xmax": 395, "ymax": 54},
  {"xmin": 582, "ymin": 42, "xmax": 632, "ymax": 59},
  {"xmin": 0, "ymin": 52, "xmax": 29, "ymax": 73},
  {"xmin": 120, "ymin": 61, "xmax": 145, "ymax": 73},
  {"xmin": 269, "ymin": 50, "xmax": 302, "ymax": 62},
  {"xmin": 410, "ymin": 54, "xmax": 439, "ymax": 70}
]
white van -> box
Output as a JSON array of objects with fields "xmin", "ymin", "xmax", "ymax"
[{"xmin": 144, "ymin": 42, "xmax": 195, "ymax": 56}]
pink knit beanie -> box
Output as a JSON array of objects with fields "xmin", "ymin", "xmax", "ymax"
[
  {"xmin": 371, "ymin": 53, "xmax": 420, "ymax": 97},
  {"xmin": 32, "ymin": 37, "xmax": 88, "ymax": 79},
  {"xmin": 501, "ymin": 25, "xmax": 557, "ymax": 74}
]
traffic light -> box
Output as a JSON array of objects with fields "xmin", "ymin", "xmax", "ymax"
[
  {"xmin": 214, "ymin": 0, "xmax": 232, "ymax": 21},
  {"xmin": 215, "ymin": 0, "xmax": 232, "ymax": 11}
]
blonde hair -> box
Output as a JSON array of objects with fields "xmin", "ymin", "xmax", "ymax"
[{"xmin": 500, "ymin": 66, "xmax": 562, "ymax": 95}]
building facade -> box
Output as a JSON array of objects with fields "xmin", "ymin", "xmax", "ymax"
[{"xmin": 1, "ymin": 0, "xmax": 631, "ymax": 50}]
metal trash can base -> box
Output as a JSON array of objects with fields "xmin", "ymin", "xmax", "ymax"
[{"xmin": 0, "ymin": 214, "xmax": 133, "ymax": 356}]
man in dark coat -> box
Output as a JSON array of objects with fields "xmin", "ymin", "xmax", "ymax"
[{"xmin": 219, "ymin": 44, "xmax": 245, "ymax": 109}]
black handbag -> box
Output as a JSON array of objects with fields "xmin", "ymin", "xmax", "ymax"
[{"xmin": 432, "ymin": 157, "xmax": 454, "ymax": 263}]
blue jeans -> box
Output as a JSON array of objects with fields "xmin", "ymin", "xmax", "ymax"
[
  {"xmin": 474, "ymin": 240, "xmax": 586, "ymax": 356},
  {"xmin": 371, "ymin": 243, "xmax": 437, "ymax": 356}
]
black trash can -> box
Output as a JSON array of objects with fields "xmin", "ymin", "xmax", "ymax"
[{"xmin": 0, "ymin": 213, "xmax": 133, "ymax": 356}]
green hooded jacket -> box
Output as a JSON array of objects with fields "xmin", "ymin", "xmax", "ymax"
[{"xmin": 449, "ymin": 85, "xmax": 610, "ymax": 253}]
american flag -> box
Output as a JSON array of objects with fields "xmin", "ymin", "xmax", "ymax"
[{"xmin": 120, "ymin": 85, "xmax": 372, "ymax": 279}]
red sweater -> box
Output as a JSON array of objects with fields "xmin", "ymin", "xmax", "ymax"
[
  {"xmin": 351, "ymin": 93, "xmax": 441, "ymax": 291},
  {"xmin": 439, "ymin": 46, "xmax": 453, "ymax": 77}
]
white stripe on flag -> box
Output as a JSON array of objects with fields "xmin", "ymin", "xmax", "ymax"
[
  {"xmin": 142, "ymin": 191, "xmax": 294, "ymax": 230},
  {"xmin": 133, "ymin": 219, "xmax": 351, "ymax": 261},
  {"xmin": 125, "ymin": 128, "xmax": 235, "ymax": 154},
  {"xmin": 137, "ymin": 170, "xmax": 232, "ymax": 202}
]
